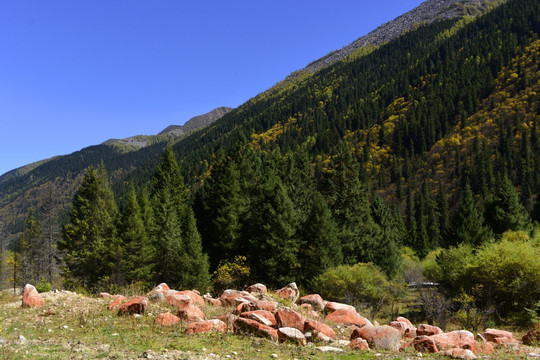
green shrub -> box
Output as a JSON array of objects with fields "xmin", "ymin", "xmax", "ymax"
[{"xmin": 35, "ymin": 278, "xmax": 53, "ymax": 293}]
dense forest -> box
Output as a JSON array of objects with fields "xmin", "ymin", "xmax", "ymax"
[{"xmin": 1, "ymin": 0, "xmax": 539, "ymax": 327}]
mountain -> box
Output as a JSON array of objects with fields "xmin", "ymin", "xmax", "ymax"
[
  {"xmin": 2, "ymin": 0, "xmax": 538, "ymax": 253},
  {"xmin": 102, "ymin": 107, "xmax": 233, "ymax": 149},
  {"xmin": 0, "ymin": 107, "xmax": 231, "ymax": 237}
]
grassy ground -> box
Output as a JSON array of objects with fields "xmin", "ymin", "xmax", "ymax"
[{"xmin": 0, "ymin": 290, "xmax": 537, "ymax": 359}]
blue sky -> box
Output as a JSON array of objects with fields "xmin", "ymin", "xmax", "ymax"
[{"xmin": 0, "ymin": 0, "xmax": 424, "ymax": 176}]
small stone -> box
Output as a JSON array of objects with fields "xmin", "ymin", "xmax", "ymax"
[
  {"xmin": 18, "ymin": 335, "xmax": 27, "ymax": 344},
  {"xmin": 271, "ymin": 354, "xmax": 278, "ymax": 358}
]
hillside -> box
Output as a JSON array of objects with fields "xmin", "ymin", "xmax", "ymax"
[{"xmin": 0, "ymin": 107, "xmax": 230, "ymax": 238}]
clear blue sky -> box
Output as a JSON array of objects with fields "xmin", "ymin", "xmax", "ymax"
[{"xmin": 0, "ymin": 0, "xmax": 424, "ymax": 176}]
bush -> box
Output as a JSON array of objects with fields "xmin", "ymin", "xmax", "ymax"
[
  {"xmin": 35, "ymin": 278, "xmax": 53, "ymax": 293},
  {"xmin": 316, "ymin": 262, "xmax": 405, "ymax": 319},
  {"xmin": 213, "ymin": 256, "xmax": 250, "ymax": 294}
]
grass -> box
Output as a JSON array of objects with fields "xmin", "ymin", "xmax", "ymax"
[{"xmin": 0, "ymin": 289, "xmax": 537, "ymax": 359}]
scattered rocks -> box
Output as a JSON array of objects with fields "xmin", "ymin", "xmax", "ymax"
[
  {"xmin": 298, "ymin": 294, "xmax": 325, "ymax": 311},
  {"xmin": 304, "ymin": 319, "xmax": 337, "ymax": 339},
  {"xmin": 245, "ymin": 283, "xmax": 267, "ymax": 294},
  {"xmin": 154, "ymin": 312, "xmax": 181, "ymax": 326},
  {"xmin": 350, "ymin": 325, "xmax": 401, "ymax": 351},
  {"xmin": 347, "ymin": 337, "xmax": 370, "ymax": 351},
  {"xmin": 234, "ymin": 317, "xmax": 278, "ymax": 340},
  {"xmin": 106, "ymin": 295, "xmax": 126, "ymax": 311},
  {"xmin": 275, "ymin": 283, "xmax": 299, "ymax": 303},
  {"xmin": 429, "ymin": 330, "xmax": 477, "ymax": 353},
  {"xmin": 177, "ymin": 305, "xmax": 206, "ymax": 323},
  {"xmin": 118, "ymin": 296, "xmax": 148, "ymax": 316},
  {"xmin": 324, "ymin": 301, "xmax": 356, "ymax": 314},
  {"xmin": 239, "ymin": 310, "xmax": 277, "ymax": 327},
  {"xmin": 185, "ymin": 319, "xmax": 227, "ymax": 334},
  {"xmin": 324, "ymin": 308, "xmax": 372, "ymax": 327},
  {"xmin": 417, "ymin": 323, "xmax": 443, "ymax": 336}
]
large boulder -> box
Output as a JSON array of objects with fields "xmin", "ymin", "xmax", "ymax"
[
  {"xmin": 298, "ymin": 294, "xmax": 326, "ymax": 311},
  {"xmin": 416, "ymin": 324, "xmax": 443, "ymax": 336},
  {"xmin": 239, "ymin": 310, "xmax": 277, "ymax": 327},
  {"xmin": 203, "ymin": 293, "xmax": 222, "ymax": 307},
  {"xmin": 155, "ymin": 312, "xmax": 181, "ymax": 326},
  {"xmin": 390, "ymin": 321, "xmax": 416, "ymax": 338},
  {"xmin": 411, "ymin": 335, "xmax": 439, "ymax": 353},
  {"xmin": 177, "ymin": 305, "xmax": 206, "ymax": 323},
  {"xmin": 522, "ymin": 323, "xmax": 540, "ymax": 345},
  {"xmin": 304, "ymin": 319, "xmax": 337, "ymax": 339},
  {"xmin": 22, "ymin": 284, "xmax": 45, "ymax": 308},
  {"xmin": 234, "ymin": 317, "xmax": 278, "ymax": 340},
  {"xmin": 429, "ymin": 330, "xmax": 477, "ymax": 353},
  {"xmin": 275, "ymin": 307, "xmax": 305, "ymax": 331},
  {"xmin": 325, "ymin": 309, "xmax": 372, "ymax": 327},
  {"xmin": 219, "ymin": 289, "xmax": 252, "ymax": 306},
  {"xmin": 278, "ymin": 327, "xmax": 307, "ymax": 346},
  {"xmin": 185, "ymin": 319, "xmax": 227, "ymax": 334},
  {"xmin": 255, "ymin": 300, "xmax": 279, "ymax": 313},
  {"xmin": 245, "ymin": 283, "xmax": 267, "ymax": 294},
  {"xmin": 324, "ymin": 301, "xmax": 356, "ymax": 314},
  {"xmin": 482, "ymin": 328, "xmax": 516, "ymax": 345},
  {"xmin": 350, "ymin": 325, "xmax": 401, "ymax": 351},
  {"xmin": 107, "ymin": 295, "xmax": 126, "ymax": 311},
  {"xmin": 177, "ymin": 290, "xmax": 204, "ymax": 306},
  {"xmin": 118, "ymin": 296, "xmax": 148, "ymax": 315},
  {"xmin": 276, "ymin": 282, "xmax": 299, "ymax": 303},
  {"xmin": 165, "ymin": 292, "xmax": 193, "ymax": 309}
]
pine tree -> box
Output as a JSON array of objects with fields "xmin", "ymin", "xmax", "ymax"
[
  {"xmin": 445, "ymin": 184, "xmax": 491, "ymax": 247},
  {"xmin": 485, "ymin": 176, "xmax": 532, "ymax": 234},
  {"xmin": 118, "ymin": 186, "xmax": 153, "ymax": 287},
  {"xmin": 58, "ymin": 164, "xmax": 119, "ymax": 288},
  {"xmin": 150, "ymin": 145, "xmax": 210, "ymax": 291},
  {"xmin": 20, "ymin": 208, "xmax": 42, "ymax": 285}
]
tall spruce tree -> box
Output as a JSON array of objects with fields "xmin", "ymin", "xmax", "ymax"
[
  {"xmin": 485, "ymin": 176, "xmax": 532, "ymax": 234},
  {"xmin": 444, "ymin": 184, "xmax": 491, "ymax": 247},
  {"xmin": 59, "ymin": 164, "xmax": 119, "ymax": 288},
  {"xmin": 150, "ymin": 145, "xmax": 210, "ymax": 290},
  {"xmin": 20, "ymin": 208, "xmax": 42, "ymax": 286}
]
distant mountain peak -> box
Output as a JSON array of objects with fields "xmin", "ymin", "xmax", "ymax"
[{"xmin": 103, "ymin": 106, "xmax": 233, "ymax": 149}]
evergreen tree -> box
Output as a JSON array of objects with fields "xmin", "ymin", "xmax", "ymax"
[
  {"xmin": 150, "ymin": 145, "xmax": 210, "ymax": 290},
  {"xmin": 40, "ymin": 190, "xmax": 61, "ymax": 284},
  {"xmin": 20, "ymin": 208, "xmax": 42, "ymax": 285},
  {"xmin": 118, "ymin": 186, "xmax": 153, "ymax": 287},
  {"xmin": 298, "ymin": 193, "xmax": 342, "ymax": 287},
  {"xmin": 58, "ymin": 164, "xmax": 119, "ymax": 288},
  {"xmin": 444, "ymin": 184, "xmax": 491, "ymax": 247},
  {"xmin": 485, "ymin": 176, "xmax": 532, "ymax": 234}
]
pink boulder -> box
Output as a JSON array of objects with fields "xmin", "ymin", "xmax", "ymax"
[
  {"xmin": 396, "ymin": 316, "xmax": 414, "ymax": 327},
  {"xmin": 240, "ymin": 310, "xmax": 277, "ymax": 327},
  {"xmin": 256, "ymin": 300, "xmax": 279, "ymax": 313},
  {"xmin": 149, "ymin": 283, "xmax": 170, "ymax": 295},
  {"xmin": 276, "ymin": 282, "xmax": 299, "ymax": 303},
  {"xmin": 234, "ymin": 317, "xmax": 278, "ymax": 340},
  {"xmin": 324, "ymin": 301, "xmax": 356, "ymax": 313},
  {"xmin": 325, "ymin": 309, "xmax": 372, "ymax": 327},
  {"xmin": 22, "ymin": 284, "xmax": 45, "ymax": 308},
  {"xmin": 523, "ymin": 323, "xmax": 540, "ymax": 345},
  {"xmin": 347, "ymin": 338, "xmax": 370, "ymax": 351},
  {"xmin": 304, "ymin": 319, "xmax": 336, "ymax": 339},
  {"xmin": 118, "ymin": 296, "xmax": 148, "ymax": 315},
  {"xmin": 165, "ymin": 292, "xmax": 193, "ymax": 309},
  {"xmin": 155, "ymin": 312, "xmax": 181, "ymax": 326},
  {"xmin": 186, "ymin": 319, "xmax": 227, "ymax": 334},
  {"xmin": 99, "ymin": 292, "xmax": 112, "ymax": 298},
  {"xmin": 278, "ymin": 327, "xmax": 307, "ymax": 346},
  {"xmin": 245, "ymin": 283, "xmax": 267, "ymax": 294},
  {"xmin": 298, "ymin": 294, "xmax": 326, "ymax": 311},
  {"xmin": 177, "ymin": 290, "xmax": 204, "ymax": 306},
  {"xmin": 390, "ymin": 321, "xmax": 416, "ymax": 338},
  {"xmin": 178, "ymin": 305, "xmax": 206, "ymax": 323},
  {"xmin": 411, "ymin": 335, "xmax": 439, "ymax": 353},
  {"xmin": 350, "ymin": 325, "xmax": 401, "ymax": 351},
  {"xmin": 219, "ymin": 289, "xmax": 251, "ymax": 306},
  {"xmin": 107, "ymin": 295, "xmax": 126, "ymax": 311},
  {"xmin": 440, "ymin": 348, "xmax": 477, "ymax": 359},
  {"xmin": 429, "ymin": 330, "xmax": 477, "ymax": 353},
  {"xmin": 417, "ymin": 324, "xmax": 443, "ymax": 336},
  {"xmin": 483, "ymin": 328, "xmax": 516, "ymax": 344},
  {"xmin": 275, "ymin": 307, "xmax": 305, "ymax": 331}
]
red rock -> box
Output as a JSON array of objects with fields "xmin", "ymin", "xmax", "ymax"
[
  {"xmin": 307, "ymin": 310, "xmax": 320, "ymax": 319},
  {"xmin": 390, "ymin": 321, "xmax": 416, "ymax": 338},
  {"xmin": 216, "ymin": 314, "xmax": 238, "ymax": 332},
  {"xmin": 256, "ymin": 300, "xmax": 279, "ymax": 312},
  {"xmin": 298, "ymin": 294, "xmax": 326, "ymax": 311},
  {"xmin": 22, "ymin": 284, "xmax": 45, "ymax": 308},
  {"xmin": 429, "ymin": 330, "xmax": 477, "ymax": 353},
  {"xmin": 304, "ymin": 319, "xmax": 336, "ymax": 339},
  {"xmin": 325, "ymin": 309, "xmax": 372, "ymax": 327},
  {"xmin": 155, "ymin": 312, "xmax": 181, "ymax": 326},
  {"xmin": 233, "ymin": 302, "xmax": 251, "ymax": 315},
  {"xmin": 118, "ymin": 296, "xmax": 148, "ymax": 315},
  {"xmin": 178, "ymin": 305, "xmax": 206, "ymax": 323},
  {"xmin": 240, "ymin": 310, "xmax": 277, "ymax": 327},
  {"xmin": 245, "ymin": 283, "xmax": 267, "ymax": 294},
  {"xmin": 149, "ymin": 283, "xmax": 170, "ymax": 294},
  {"xmin": 99, "ymin": 292, "xmax": 112, "ymax": 298},
  {"xmin": 493, "ymin": 336, "xmax": 516, "ymax": 346},
  {"xmin": 276, "ymin": 282, "xmax": 299, "ymax": 303},
  {"xmin": 440, "ymin": 348, "xmax": 477, "ymax": 359},
  {"xmin": 347, "ymin": 338, "xmax": 370, "ymax": 351},
  {"xmin": 203, "ymin": 294, "xmax": 222, "ymax": 306},
  {"xmin": 275, "ymin": 307, "xmax": 305, "ymax": 331},
  {"xmin": 219, "ymin": 289, "xmax": 251, "ymax": 306},
  {"xmin": 411, "ymin": 335, "xmax": 438, "ymax": 353},
  {"xmin": 234, "ymin": 317, "xmax": 278, "ymax": 340},
  {"xmin": 522, "ymin": 323, "xmax": 540, "ymax": 345},
  {"xmin": 324, "ymin": 301, "xmax": 356, "ymax": 313},
  {"xmin": 278, "ymin": 327, "xmax": 306, "ymax": 346},
  {"xmin": 417, "ymin": 324, "xmax": 443, "ymax": 336},
  {"xmin": 165, "ymin": 292, "xmax": 193, "ymax": 309},
  {"xmin": 177, "ymin": 290, "xmax": 204, "ymax": 306},
  {"xmin": 396, "ymin": 316, "xmax": 414, "ymax": 327},
  {"xmin": 186, "ymin": 319, "xmax": 227, "ymax": 334},
  {"xmin": 483, "ymin": 329, "xmax": 515, "ymax": 343},
  {"xmin": 107, "ymin": 295, "xmax": 126, "ymax": 311},
  {"xmin": 477, "ymin": 341, "xmax": 494, "ymax": 355},
  {"xmin": 350, "ymin": 325, "xmax": 401, "ymax": 351}
]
